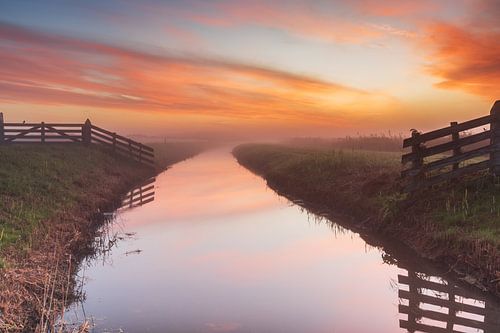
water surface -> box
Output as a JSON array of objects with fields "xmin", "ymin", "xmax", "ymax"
[{"xmin": 66, "ymin": 147, "xmax": 500, "ymax": 333}]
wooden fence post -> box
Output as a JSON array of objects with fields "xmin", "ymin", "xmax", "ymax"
[
  {"xmin": 0, "ymin": 112, "xmax": 4, "ymax": 144},
  {"xmin": 410, "ymin": 131, "xmax": 424, "ymax": 189},
  {"xmin": 450, "ymin": 121, "xmax": 461, "ymax": 170},
  {"xmin": 490, "ymin": 101, "xmax": 500, "ymax": 176},
  {"xmin": 82, "ymin": 119, "xmax": 91, "ymax": 144},
  {"xmin": 41, "ymin": 122, "xmax": 45, "ymax": 143}
]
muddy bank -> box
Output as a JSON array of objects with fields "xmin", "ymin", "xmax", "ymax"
[
  {"xmin": 232, "ymin": 144, "xmax": 500, "ymax": 299},
  {"xmin": 0, "ymin": 143, "xmax": 206, "ymax": 332}
]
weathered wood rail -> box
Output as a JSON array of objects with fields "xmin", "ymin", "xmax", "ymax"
[
  {"xmin": 398, "ymin": 269, "xmax": 500, "ymax": 332},
  {"xmin": 402, "ymin": 101, "xmax": 500, "ymax": 191},
  {"xmin": 0, "ymin": 113, "xmax": 154, "ymax": 166}
]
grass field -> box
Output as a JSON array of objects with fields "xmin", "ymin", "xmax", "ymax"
[
  {"xmin": 233, "ymin": 143, "xmax": 401, "ymax": 219},
  {"xmin": 233, "ymin": 143, "xmax": 500, "ymax": 295}
]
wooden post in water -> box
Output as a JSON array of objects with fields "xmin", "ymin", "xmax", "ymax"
[
  {"xmin": 406, "ymin": 270, "xmax": 418, "ymax": 333},
  {"xmin": 0, "ymin": 112, "xmax": 4, "ymax": 144},
  {"xmin": 82, "ymin": 119, "xmax": 91, "ymax": 144},
  {"xmin": 41, "ymin": 122, "xmax": 45, "ymax": 143},
  {"xmin": 450, "ymin": 121, "xmax": 461, "ymax": 171},
  {"xmin": 112, "ymin": 132, "xmax": 117, "ymax": 153},
  {"xmin": 490, "ymin": 101, "xmax": 500, "ymax": 176}
]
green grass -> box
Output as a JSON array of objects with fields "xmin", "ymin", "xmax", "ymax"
[
  {"xmin": 0, "ymin": 144, "xmax": 149, "ymax": 250},
  {"xmin": 0, "ymin": 142, "xmax": 209, "ymax": 252},
  {"xmin": 234, "ymin": 143, "xmax": 401, "ymax": 219},
  {"xmin": 233, "ymin": 143, "xmax": 500, "ymax": 276}
]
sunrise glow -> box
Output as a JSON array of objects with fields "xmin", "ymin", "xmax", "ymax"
[{"xmin": 0, "ymin": 0, "xmax": 498, "ymax": 139}]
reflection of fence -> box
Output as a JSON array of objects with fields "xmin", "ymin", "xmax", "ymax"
[
  {"xmin": 120, "ymin": 177, "xmax": 156, "ymax": 210},
  {"xmin": 398, "ymin": 269, "xmax": 500, "ymax": 332},
  {"xmin": 0, "ymin": 113, "xmax": 154, "ymax": 166}
]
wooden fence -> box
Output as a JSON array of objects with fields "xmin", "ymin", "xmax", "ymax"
[
  {"xmin": 0, "ymin": 113, "xmax": 154, "ymax": 166},
  {"xmin": 401, "ymin": 101, "xmax": 500, "ymax": 191},
  {"xmin": 120, "ymin": 177, "xmax": 156, "ymax": 210},
  {"xmin": 398, "ymin": 269, "xmax": 500, "ymax": 332}
]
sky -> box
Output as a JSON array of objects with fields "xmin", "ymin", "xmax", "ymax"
[{"xmin": 0, "ymin": 0, "xmax": 499, "ymax": 139}]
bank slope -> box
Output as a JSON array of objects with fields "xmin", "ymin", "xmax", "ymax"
[{"xmin": 233, "ymin": 143, "xmax": 500, "ymax": 298}]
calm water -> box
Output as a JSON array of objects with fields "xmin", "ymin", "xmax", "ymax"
[{"xmin": 65, "ymin": 147, "xmax": 500, "ymax": 333}]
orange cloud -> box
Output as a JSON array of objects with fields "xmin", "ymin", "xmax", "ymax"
[
  {"xmin": 421, "ymin": 22, "xmax": 500, "ymax": 98},
  {"xmin": 0, "ymin": 22, "xmax": 398, "ymax": 133}
]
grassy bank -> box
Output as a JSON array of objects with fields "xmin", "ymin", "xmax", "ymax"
[
  {"xmin": 233, "ymin": 143, "xmax": 500, "ymax": 297},
  {"xmin": 0, "ymin": 142, "xmax": 207, "ymax": 332}
]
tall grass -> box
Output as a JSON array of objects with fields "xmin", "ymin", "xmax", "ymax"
[{"xmin": 288, "ymin": 133, "xmax": 404, "ymax": 152}]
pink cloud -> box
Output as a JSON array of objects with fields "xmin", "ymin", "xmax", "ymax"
[{"xmin": 0, "ymin": 22, "xmax": 396, "ymax": 129}]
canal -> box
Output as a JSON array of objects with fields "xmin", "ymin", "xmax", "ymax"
[{"xmin": 65, "ymin": 147, "xmax": 500, "ymax": 333}]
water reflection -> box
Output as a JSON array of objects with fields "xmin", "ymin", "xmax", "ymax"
[
  {"xmin": 397, "ymin": 269, "xmax": 500, "ymax": 333},
  {"xmin": 65, "ymin": 148, "xmax": 500, "ymax": 333},
  {"xmin": 119, "ymin": 177, "xmax": 156, "ymax": 210},
  {"xmin": 382, "ymin": 250, "xmax": 500, "ymax": 333}
]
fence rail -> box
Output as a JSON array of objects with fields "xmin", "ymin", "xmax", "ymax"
[
  {"xmin": 0, "ymin": 114, "xmax": 155, "ymax": 166},
  {"xmin": 401, "ymin": 101, "xmax": 500, "ymax": 191}
]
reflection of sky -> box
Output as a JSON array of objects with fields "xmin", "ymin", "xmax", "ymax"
[
  {"xmin": 126, "ymin": 151, "xmax": 282, "ymax": 224},
  {"xmin": 68, "ymin": 148, "xmax": 404, "ymax": 332}
]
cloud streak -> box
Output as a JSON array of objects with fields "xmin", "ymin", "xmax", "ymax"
[
  {"xmin": 0, "ymin": 21, "xmax": 397, "ymax": 132},
  {"xmin": 182, "ymin": 0, "xmax": 418, "ymax": 44}
]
